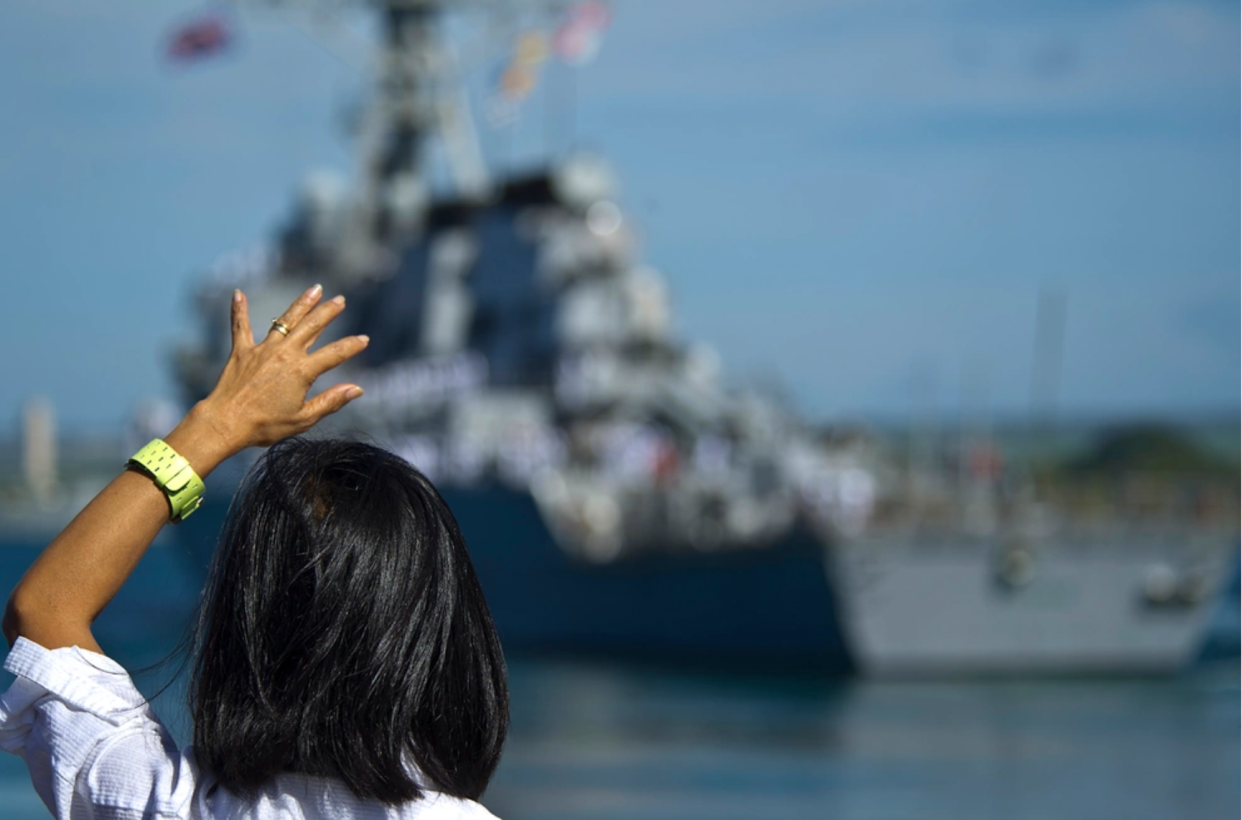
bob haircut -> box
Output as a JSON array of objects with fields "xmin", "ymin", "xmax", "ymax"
[{"xmin": 190, "ymin": 438, "xmax": 508, "ymax": 804}]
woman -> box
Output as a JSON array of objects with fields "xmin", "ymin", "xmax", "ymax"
[{"xmin": 0, "ymin": 286, "xmax": 508, "ymax": 818}]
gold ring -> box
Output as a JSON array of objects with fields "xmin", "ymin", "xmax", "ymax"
[{"xmin": 270, "ymin": 319, "xmax": 291, "ymax": 336}]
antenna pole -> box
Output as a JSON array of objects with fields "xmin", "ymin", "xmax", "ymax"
[{"xmin": 1029, "ymin": 287, "xmax": 1068, "ymax": 433}]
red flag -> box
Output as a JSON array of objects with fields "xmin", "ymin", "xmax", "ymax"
[
  {"xmin": 554, "ymin": 1, "xmax": 611, "ymax": 66},
  {"xmin": 166, "ymin": 14, "xmax": 232, "ymax": 62}
]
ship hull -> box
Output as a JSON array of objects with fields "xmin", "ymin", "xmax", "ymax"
[
  {"xmin": 177, "ymin": 479, "xmax": 853, "ymax": 672},
  {"xmin": 830, "ymin": 534, "xmax": 1235, "ymax": 677}
]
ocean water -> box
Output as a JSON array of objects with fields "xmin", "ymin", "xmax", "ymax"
[{"xmin": 0, "ymin": 539, "xmax": 1237, "ymax": 820}]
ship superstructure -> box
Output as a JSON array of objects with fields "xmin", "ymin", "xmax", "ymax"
[{"xmin": 174, "ymin": 0, "xmax": 862, "ymax": 668}]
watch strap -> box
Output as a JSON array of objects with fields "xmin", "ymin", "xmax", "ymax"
[{"xmin": 126, "ymin": 439, "xmax": 205, "ymax": 523}]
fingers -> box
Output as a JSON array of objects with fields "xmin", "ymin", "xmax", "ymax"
[
  {"xmin": 307, "ymin": 334, "xmax": 370, "ymax": 376},
  {"xmin": 231, "ymin": 290, "xmax": 254, "ymax": 351},
  {"xmin": 302, "ymin": 383, "xmax": 364, "ymax": 423},
  {"xmin": 288, "ymin": 294, "xmax": 347, "ymax": 350},
  {"xmin": 266, "ymin": 284, "xmax": 324, "ymax": 341}
]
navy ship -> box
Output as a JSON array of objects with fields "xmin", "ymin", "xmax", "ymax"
[
  {"xmin": 172, "ymin": 0, "xmax": 1236, "ymax": 675},
  {"xmin": 172, "ymin": 0, "xmax": 857, "ymax": 670}
]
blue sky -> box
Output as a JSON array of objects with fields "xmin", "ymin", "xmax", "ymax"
[{"xmin": 1, "ymin": 0, "xmax": 1237, "ymax": 432}]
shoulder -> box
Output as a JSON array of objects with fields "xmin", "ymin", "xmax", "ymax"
[
  {"xmin": 253, "ymin": 771, "xmax": 503, "ymax": 820},
  {"xmin": 1, "ymin": 637, "xmax": 204, "ymax": 818},
  {"xmin": 1, "ymin": 636, "xmax": 154, "ymax": 770},
  {"xmin": 412, "ymin": 792, "xmax": 504, "ymax": 819}
]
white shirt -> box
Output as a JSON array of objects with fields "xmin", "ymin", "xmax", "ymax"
[{"xmin": 0, "ymin": 638, "xmax": 500, "ymax": 820}]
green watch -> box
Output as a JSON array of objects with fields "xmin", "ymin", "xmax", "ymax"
[{"xmin": 126, "ymin": 439, "xmax": 205, "ymax": 523}]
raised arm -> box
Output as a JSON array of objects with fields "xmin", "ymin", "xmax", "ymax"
[{"xmin": 2, "ymin": 286, "xmax": 368, "ymax": 653}]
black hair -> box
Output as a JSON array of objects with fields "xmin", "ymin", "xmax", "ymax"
[{"xmin": 190, "ymin": 438, "xmax": 508, "ymax": 804}]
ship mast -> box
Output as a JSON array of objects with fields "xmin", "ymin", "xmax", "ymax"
[
  {"xmin": 340, "ymin": 0, "xmax": 491, "ymax": 280},
  {"xmin": 254, "ymin": 0, "xmax": 493, "ymax": 281}
]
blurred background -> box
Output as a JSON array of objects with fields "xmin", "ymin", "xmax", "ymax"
[{"xmin": 0, "ymin": 1, "xmax": 1238, "ymax": 818}]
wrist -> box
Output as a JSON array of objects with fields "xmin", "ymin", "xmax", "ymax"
[{"xmin": 164, "ymin": 402, "xmax": 246, "ymax": 478}]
